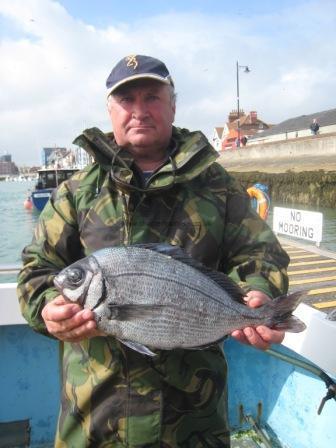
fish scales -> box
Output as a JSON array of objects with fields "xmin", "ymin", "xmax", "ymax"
[
  {"xmin": 54, "ymin": 244, "xmax": 306, "ymax": 355},
  {"xmin": 84, "ymin": 246, "xmax": 247, "ymax": 345},
  {"xmin": 98, "ymin": 249, "xmax": 237, "ymax": 317}
]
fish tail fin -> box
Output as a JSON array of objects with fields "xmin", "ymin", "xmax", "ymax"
[{"xmin": 268, "ymin": 290, "xmax": 306, "ymax": 333}]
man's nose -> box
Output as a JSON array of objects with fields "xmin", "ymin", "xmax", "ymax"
[{"xmin": 131, "ymin": 99, "xmax": 149, "ymax": 119}]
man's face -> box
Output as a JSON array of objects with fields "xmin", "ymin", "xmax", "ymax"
[{"xmin": 107, "ymin": 80, "xmax": 176, "ymax": 158}]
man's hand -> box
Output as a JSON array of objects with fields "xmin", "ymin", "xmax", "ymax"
[
  {"xmin": 41, "ymin": 296, "xmax": 102, "ymax": 342},
  {"xmin": 231, "ymin": 290, "xmax": 285, "ymax": 350}
]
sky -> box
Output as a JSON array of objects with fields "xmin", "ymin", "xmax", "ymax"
[{"xmin": 0, "ymin": 0, "xmax": 335, "ymax": 166}]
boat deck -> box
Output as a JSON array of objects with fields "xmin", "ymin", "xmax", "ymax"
[{"xmin": 280, "ymin": 237, "xmax": 336, "ymax": 313}]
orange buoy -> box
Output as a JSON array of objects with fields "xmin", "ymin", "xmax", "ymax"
[
  {"xmin": 24, "ymin": 197, "xmax": 33, "ymax": 210},
  {"xmin": 247, "ymin": 186, "xmax": 270, "ymax": 220}
]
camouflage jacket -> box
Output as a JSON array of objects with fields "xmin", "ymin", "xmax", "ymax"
[{"xmin": 17, "ymin": 126, "xmax": 289, "ymax": 448}]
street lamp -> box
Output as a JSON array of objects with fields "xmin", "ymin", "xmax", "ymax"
[{"xmin": 236, "ymin": 61, "xmax": 250, "ymax": 147}]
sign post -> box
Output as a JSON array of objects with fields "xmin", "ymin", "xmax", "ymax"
[{"xmin": 273, "ymin": 207, "xmax": 323, "ymax": 246}]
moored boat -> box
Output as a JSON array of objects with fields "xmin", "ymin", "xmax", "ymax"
[
  {"xmin": 27, "ymin": 146, "xmax": 91, "ymax": 212},
  {"xmin": 31, "ymin": 167, "xmax": 79, "ymax": 211}
]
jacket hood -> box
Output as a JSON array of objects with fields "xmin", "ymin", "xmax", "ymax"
[{"xmin": 73, "ymin": 126, "xmax": 218, "ymax": 191}]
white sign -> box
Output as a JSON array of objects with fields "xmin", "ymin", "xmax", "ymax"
[
  {"xmin": 273, "ymin": 207, "xmax": 323, "ymax": 245},
  {"xmin": 33, "ymin": 192, "xmax": 51, "ymax": 198}
]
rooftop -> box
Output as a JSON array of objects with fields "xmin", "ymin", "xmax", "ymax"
[{"xmin": 250, "ymin": 107, "xmax": 336, "ymax": 139}]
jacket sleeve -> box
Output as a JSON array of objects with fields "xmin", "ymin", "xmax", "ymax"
[
  {"xmin": 219, "ymin": 175, "xmax": 290, "ymax": 298},
  {"xmin": 16, "ymin": 181, "xmax": 82, "ymax": 335}
]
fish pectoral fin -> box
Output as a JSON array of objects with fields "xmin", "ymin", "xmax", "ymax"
[
  {"xmin": 118, "ymin": 339, "xmax": 157, "ymax": 357},
  {"xmin": 108, "ymin": 304, "xmax": 164, "ymax": 320}
]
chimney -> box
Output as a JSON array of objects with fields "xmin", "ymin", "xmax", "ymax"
[
  {"xmin": 250, "ymin": 111, "xmax": 258, "ymax": 124},
  {"xmin": 228, "ymin": 109, "xmax": 245, "ymax": 122}
]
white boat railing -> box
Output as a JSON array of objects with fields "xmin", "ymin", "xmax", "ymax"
[
  {"xmin": 1, "ymin": 265, "xmax": 335, "ymax": 376},
  {"xmin": 0, "ymin": 264, "xmax": 21, "ymax": 275},
  {"xmin": 0, "ymin": 264, "xmax": 24, "ymax": 325}
]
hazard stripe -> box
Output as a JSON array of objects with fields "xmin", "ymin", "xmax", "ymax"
[
  {"xmin": 290, "ymin": 260, "xmax": 336, "ymax": 267},
  {"xmin": 285, "ymin": 249, "xmax": 309, "ymax": 254},
  {"xmin": 290, "ymin": 275, "xmax": 336, "ymax": 285},
  {"xmin": 307, "ymin": 286, "xmax": 336, "ymax": 295},
  {"xmin": 288, "ymin": 266, "xmax": 336, "ymax": 275},
  {"xmin": 290, "ymin": 254, "xmax": 324, "ymax": 260},
  {"xmin": 313, "ymin": 300, "xmax": 336, "ymax": 309}
]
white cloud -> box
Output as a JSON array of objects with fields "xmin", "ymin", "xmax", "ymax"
[{"xmin": 0, "ymin": 0, "xmax": 335, "ymax": 165}]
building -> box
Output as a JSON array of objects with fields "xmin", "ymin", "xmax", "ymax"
[
  {"xmin": 41, "ymin": 147, "xmax": 68, "ymax": 167},
  {"xmin": 212, "ymin": 127, "xmax": 225, "ymax": 151},
  {"xmin": 0, "ymin": 154, "xmax": 12, "ymax": 163},
  {"xmin": 248, "ymin": 107, "xmax": 336, "ymax": 145},
  {"xmin": 41, "ymin": 146, "xmax": 92, "ymax": 169},
  {"xmin": 0, "ymin": 154, "xmax": 19, "ymax": 176},
  {"xmin": 213, "ymin": 110, "xmax": 271, "ymax": 151}
]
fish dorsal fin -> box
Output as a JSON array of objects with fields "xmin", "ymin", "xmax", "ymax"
[{"xmin": 132, "ymin": 243, "xmax": 245, "ymax": 303}]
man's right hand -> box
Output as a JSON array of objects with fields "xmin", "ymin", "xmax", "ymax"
[{"xmin": 41, "ymin": 296, "xmax": 102, "ymax": 342}]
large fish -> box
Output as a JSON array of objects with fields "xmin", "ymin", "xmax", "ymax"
[{"xmin": 54, "ymin": 243, "xmax": 306, "ymax": 356}]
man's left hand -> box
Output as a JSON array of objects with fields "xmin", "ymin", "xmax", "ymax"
[{"xmin": 231, "ymin": 290, "xmax": 285, "ymax": 350}]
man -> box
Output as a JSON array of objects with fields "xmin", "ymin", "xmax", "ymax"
[
  {"xmin": 240, "ymin": 136, "xmax": 248, "ymax": 146},
  {"xmin": 17, "ymin": 55, "xmax": 289, "ymax": 447},
  {"xmin": 310, "ymin": 118, "xmax": 320, "ymax": 135}
]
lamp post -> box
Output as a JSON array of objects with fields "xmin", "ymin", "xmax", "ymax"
[{"xmin": 236, "ymin": 61, "xmax": 250, "ymax": 148}]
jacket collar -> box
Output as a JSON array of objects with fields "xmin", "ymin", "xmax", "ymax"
[{"xmin": 73, "ymin": 126, "xmax": 218, "ymax": 191}]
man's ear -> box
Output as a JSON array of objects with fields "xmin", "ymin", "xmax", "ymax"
[
  {"xmin": 107, "ymin": 96, "xmax": 112, "ymax": 114},
  {"xmin": 171, "ymin": 102, "xmax": 176, "ymax": 123}
]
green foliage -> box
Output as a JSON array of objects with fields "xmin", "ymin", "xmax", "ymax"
[{"xmin": 231, "ymin": 428, "xmax": 262, "ymax": 442}]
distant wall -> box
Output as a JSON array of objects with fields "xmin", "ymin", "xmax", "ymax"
[
  {"xmin": 230, "ymin": 171, "xmax": 336, "ymax": 208},
  {"xmin": 220, "ymin": 133, "xmax": 336, "ymax": 161}
]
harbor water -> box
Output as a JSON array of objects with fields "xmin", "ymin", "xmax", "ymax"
[
  {"xmin": 0, "ymin": 180, "xmax": 335, "ymax": 283},
  {"xmin": 0, "ymin": 181, "xmax": 38, "ymax": 263}
]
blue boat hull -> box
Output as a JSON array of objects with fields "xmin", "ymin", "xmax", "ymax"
[
  {"xmin": 31, "ymin": 188, "xmax": 53, "ymax": 211},
  {"xmin": 30, "ymin": 168, "xmax": 79, "ymax": 212},
  {"xmin": 1, "ymin": 326, "xmax": 334, "ymax": 447}
]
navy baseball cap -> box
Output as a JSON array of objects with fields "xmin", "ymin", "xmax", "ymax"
[{"xmin": 106, "ymin": 54, "xmax": 174, "ymax": 96}]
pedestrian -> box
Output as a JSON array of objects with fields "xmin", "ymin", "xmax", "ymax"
[
  {"xmin": 240, "ymin": 135, "xmax": 248, "ymax": 146},
  {"xmin": 17, "ymin": 54, "xmax": 289, "ymax": 447},
  {"xmin": 310, "ymin": 118, "xmax": 320, "ymax": 135}
]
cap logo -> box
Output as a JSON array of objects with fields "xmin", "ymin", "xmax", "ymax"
[{"xmin": 125, "ymin": 55, "xmax": 138, "ymax": 70}]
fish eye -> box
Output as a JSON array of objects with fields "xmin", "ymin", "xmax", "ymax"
[{"xmin": 66, "ymin": 268, "xmax": 85, "ymax": 285}]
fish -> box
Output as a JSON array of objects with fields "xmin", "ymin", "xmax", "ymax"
[{"xmin": 53, "ymin": 243, "xmax": 306, "ymax": 356}]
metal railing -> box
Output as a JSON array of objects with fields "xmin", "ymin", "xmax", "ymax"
[{"xmin": 0, "ymin": 264, "xmax": 21, "ymax": 275}]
